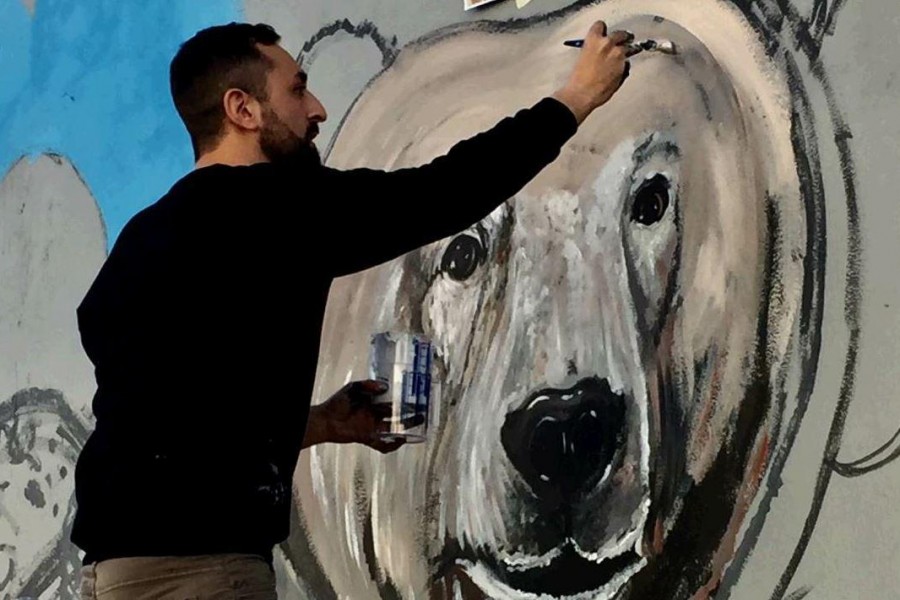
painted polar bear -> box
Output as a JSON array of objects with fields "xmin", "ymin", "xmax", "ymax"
[{"xmin": 291, "ymin": 0, "xmax": 811, "ymax": 598}]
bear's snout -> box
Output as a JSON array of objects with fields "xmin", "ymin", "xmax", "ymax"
[{"xmin": 501, "ymin": 376, "xmax": 627, "ymax": 512}]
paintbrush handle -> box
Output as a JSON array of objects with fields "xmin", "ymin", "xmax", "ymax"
[
  {"xmin": 564, "ymin": 39, "xmax": 640, "ymax": 54},
  {"xmin": 564, "ymin": 38, "xmax": 674, "ymax": 56},
  {"xmin": 564, "ymin": 39, "xmax": 641, "ymax": 53}
]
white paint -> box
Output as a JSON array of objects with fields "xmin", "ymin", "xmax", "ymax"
[
  {"xmin": 526, "ymin": 395, "xmax": 550, "ymax": 410},
  {"xmin": 461, "ymin": 556, "xmax": 648, "ymax": 600},
  {"xmin": 499, "ymin": 545, "xmax": 562, "ymax": 570}
]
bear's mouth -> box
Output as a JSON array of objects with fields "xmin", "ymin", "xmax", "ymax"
[
  {"xmin": 500, "ymin": 546, "xmax": 641, "ymax": 596},
  {"xmin": 437, "ymin": 539, "xmax": 644, "ymax": 598}
]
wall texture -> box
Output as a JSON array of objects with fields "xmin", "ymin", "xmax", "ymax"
[{"xmin": 1, "ymin": 1, "xmax": 897, "ymax": 599}]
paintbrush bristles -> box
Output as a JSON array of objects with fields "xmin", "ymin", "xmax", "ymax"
[
  {"xmin": 633, "ymin": 39, "xmax": 677, "ymax": 55},
  {"xmin": 653, "ymin": 39, "xmax": 677, "ymax": 54}
]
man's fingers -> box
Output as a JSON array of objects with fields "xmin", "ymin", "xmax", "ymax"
[
  {"xmin": 589, "ymin": 20, "xmax": 608, "ymax": 38},
  {"xmin": 347, "ymin": 379, "xmax": 389, "ymax": 397},
  {"xmin": 345, "ymin": 380, "xmax": 389, "ymax": 410},
  {"xmin": 372, "ymin": 403, "xmax": 394, "ymax": 419},
  {"xmin": 373, "ymin": 406, "xmax": 395, "ymax": 430},
  {"xmin": 625, "ymin": 44, "xmax": 643, "ymax": 57},
  {"xmin": 607, "ymin": 30, "xmax": 634, "ymax": 46},
  {"xmin": 399, "ymin": 414, "xmax": 426, "ymax": 428}
]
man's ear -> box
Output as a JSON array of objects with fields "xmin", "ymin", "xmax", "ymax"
[{"xmin": 222, "ymin": 88, "xmax": 262, "ymax": 131}]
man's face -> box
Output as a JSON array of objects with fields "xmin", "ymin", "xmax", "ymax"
[{"xmin": 257, "ymin": 44, "xmax": 327, "ymax": 164}]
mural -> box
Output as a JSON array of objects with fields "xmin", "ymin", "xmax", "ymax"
[
  {"xmin": 1, "ymin": 0, "xmax": 898, "ymax": 599},
  {"xmin": 302, "ymin": 1, "xmax": 803, "ymax": 597},
  {"xmin": 289, "ymin": 0, "xmax": 893, "ymax": 599}
]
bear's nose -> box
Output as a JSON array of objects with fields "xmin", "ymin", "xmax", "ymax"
[{"xmin": 501, "ymin": 377, "xmax": 626, "ymax": 509}]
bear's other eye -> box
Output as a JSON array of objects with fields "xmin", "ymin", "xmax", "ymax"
[
  {"xmin": 631, "ymin": 174, "xmax": 671, "ymax": 226},
  {"xmin": 440, "ymin": 234, "xmax": 484, "ymax": 281}
]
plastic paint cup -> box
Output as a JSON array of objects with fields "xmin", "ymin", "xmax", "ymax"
[{"xmin": 368, "ymin": 332, "xmax": 433, "ymax": 443}]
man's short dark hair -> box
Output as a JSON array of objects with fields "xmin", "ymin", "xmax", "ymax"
[{"xmin": 170, "ymin": 22, "xmax": 282, "ymax": 159}]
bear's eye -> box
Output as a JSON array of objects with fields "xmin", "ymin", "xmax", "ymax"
[
  {"xmin": 440, "ymin": 234, "xmax": 484, "ymax": 281},
  {"xmin": 631, "ymin": 174, "xmax": 670, "ymax": 226}
]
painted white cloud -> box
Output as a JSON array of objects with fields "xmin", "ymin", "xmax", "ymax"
[
  {"xmin": 0, "ymin": 153, "xmax": 105, "ymax": 599},
  {"xmin": 0, "ymin": 153, "xmax": 106, "ymax": 419}
]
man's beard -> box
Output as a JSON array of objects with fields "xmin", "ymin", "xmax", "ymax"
[{"xmin": 259, "ymin": 104, "xmax": 321, "ymax": 167}]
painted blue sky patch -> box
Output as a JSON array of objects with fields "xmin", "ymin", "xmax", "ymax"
[{"xmin": 0, "ymin": 0, "xmax": 242, "ymax": 248}]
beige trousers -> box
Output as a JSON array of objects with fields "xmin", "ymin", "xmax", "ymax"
[{"xmin": 78, "ymin": 553, "xmax": 277, "ymax": 600}]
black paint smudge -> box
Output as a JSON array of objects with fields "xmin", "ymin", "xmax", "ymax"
[
  {"xmin": 831, "ymin": 425, "xmax": 900, "ymax": 476},
  {"xmin": 0, "ymin": 557, "xmax": 15, "ymax": 591},
  {"xmin": 785, "ymin": 585, "xmax": 812, "ymax": 600},
  {"xmin": 809, "ymin": 0, "xmax": 849, "ymax": 49},
  {"xmin": 24, "ymin": 479, "xmax": 46, "ymax": 508}
]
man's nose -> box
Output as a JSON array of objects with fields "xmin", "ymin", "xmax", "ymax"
[{"xmin": 307, "ymin": 90, "xmax": 327, "ymax": 123}]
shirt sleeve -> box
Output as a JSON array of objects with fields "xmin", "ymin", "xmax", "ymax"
[{"xmin": 316, "ymin": 96, "xmax": 578, "ymax": 278}]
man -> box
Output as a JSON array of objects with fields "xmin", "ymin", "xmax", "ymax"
[{"xmin": 72, "ymin": 19, "xmax": 630, "ymax": 599}]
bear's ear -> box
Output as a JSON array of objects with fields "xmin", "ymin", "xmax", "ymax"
[
  {"xmin": 0, "ymin": 154, "xmax": 105, "ymax": 597},
  {"xmin": 294, "ymin": 21, "xmax": 400, "ymax": 160}
]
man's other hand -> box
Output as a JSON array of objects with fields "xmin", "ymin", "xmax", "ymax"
[{"xmin": 305, "ymin": 380, "xmax": 421, "ymax": 454}]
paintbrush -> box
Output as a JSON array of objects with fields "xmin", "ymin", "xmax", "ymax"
[{"xmin": 563, "ymin": 38, "xmax": 677, "ymax": 55}]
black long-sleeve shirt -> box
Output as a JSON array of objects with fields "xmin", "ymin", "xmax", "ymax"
[{"xmin": 70, "ymin": 96, "xmax": 578, "ymax": 565}]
